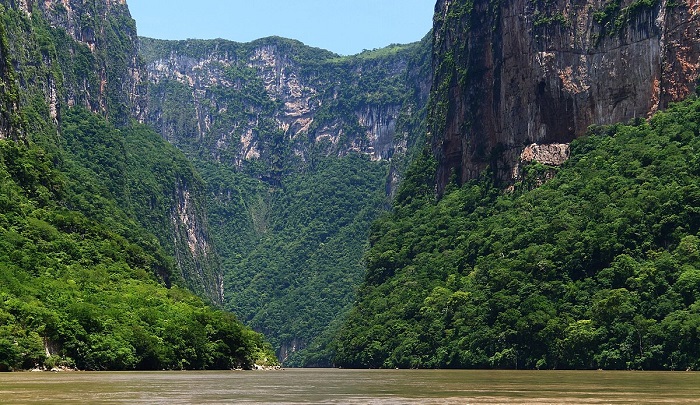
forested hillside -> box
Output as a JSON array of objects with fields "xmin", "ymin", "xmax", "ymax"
[
  {"xmin": 332, "ymin": 0, "xmax": 700, "ymax": 371},
  {"xmin": 9, "ymin": 0, "xmax": 698, "ymax": 373},
  {"xmin": 0, "ymin": 1, "xmax": 274, "ymax": 370},
  {"xmin": 335, "ymin": 97, "xmax": 700, "ymax": 370},
  {"xmin": 140, "ymin": 35, "xmax": 432, "ymax": 364}
]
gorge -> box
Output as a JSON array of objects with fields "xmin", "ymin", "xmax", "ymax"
[
  {"xmin": 138, "ymin": 34, "xmax": 431, "ymax": 363},
  {"xmin": 2, "ymin": 0, "xmax": 700, "ymax": 371}
]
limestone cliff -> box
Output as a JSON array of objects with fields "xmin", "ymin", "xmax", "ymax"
[
  {"xmin": 430, "ymin": 0, "xmax": 700, "ymax": 193},
  {"xmin": 140, "ymin": 36, "xmax": 431, "ymax": 181},
  {"xmin": 1, "ymin": 0, "xmax": 145, "ymax": 125},
  {"xmin": 0, "ymin": 0, "xmax": 222, "ymax": 303}
]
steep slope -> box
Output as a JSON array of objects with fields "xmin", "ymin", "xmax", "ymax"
[
  {"xmin": 139, "ymin": 35, "xmax": 432, "ymax": 363},
  {"xmin": 335, "ymin": 0, "xmax": 700, "ymax": 370},
  {"xmin": 0, "ymin": 0, "xmax": 223, "ymax": 301},
  {"xmin": 0, "ymin": 0, "xmax": 274, "ymax": 369},
  {"xmin": 430, "ymin": 0, "xmax": 700, "ymax": 192},
  {"xmin": 336, "ymin": 95, "xmax": 700, "ymax": 370}
]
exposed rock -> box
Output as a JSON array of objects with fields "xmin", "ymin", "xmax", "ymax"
[
  {"xmin": 141, "ymin": 37, "xmax": 431, "ymax": 177},
  {"xmin": 430, "ymin": 0, "xmax": 700, "ymax": 193},
  {"xmin": 278, "ymin": 338, "xmax": 304, "ymax": 364},
  {"xmin": 171, "ymin": 180, "xmax": 223, "ymax": 302},
  {"xmin": 357, "ymin": 105, "xmax": 401, "ymax": 160},
  {"xmin": 29, "ymin": 0, "xmax": 146, "ymax": 123},
  {"xmin": 512, "ymin": 142, "xmax": 571, "ymax": 184},
  {"xmin": 520, "ymin": 143, "xmax": 570, "ymax": 166}
]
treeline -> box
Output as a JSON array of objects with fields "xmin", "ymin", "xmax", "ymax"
[{"xmin": 334, "ymin": 96, "xmax": 700, "ymax": 370}]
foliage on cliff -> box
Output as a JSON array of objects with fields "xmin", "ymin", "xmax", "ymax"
[
  {"xmin": 0, "ymin": 116, "xmax": 276, "ymax": 371},
  {"xmin": 0, "ymin": 2, "xmax": 275, "ymax": 370},
  {"xmin": 139, "ymin": 34, "xmax": 432, "ymax": 363},
  {"xmin": 190, "ymin": 153, "xmax": 389, "ymax": 366},
  {"xmin": 212, "ymin": 154, "xmax": 388, "ymax": 366},
  {"xmin": 335, "ymin": 96, "xmax": 700, "ymax": 370}
]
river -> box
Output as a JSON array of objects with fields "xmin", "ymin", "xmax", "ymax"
[{"xmin": 2, "ymin": 368, "xmax": 699, "ymax": 404}]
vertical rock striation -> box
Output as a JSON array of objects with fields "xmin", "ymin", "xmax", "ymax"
[
  {"xmin": 2, "ymin": 0, "xmax": 146, "ymax": 124},
  {"xmin": 430, "ymin": 0, "xmax": 700, "ymax": 193},
  {"xmin": 171, "ymin": 179, "xmax": 223, "ymax": 303},
  {"xmin": 0, "ymin": 0, "xmax": 222, "ymax": 303},
  {"xmin": 140, "ymin": 36, "xmax": 432, "ymax": 177}
]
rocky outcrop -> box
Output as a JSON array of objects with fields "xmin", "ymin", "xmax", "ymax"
[
  {"xmin": 171, "ymin": 179, "xmax": 223, "ymax": 302},
  {"xmin": 430, "ymin": 0, "xmax": 700, "ymax": 193},
  {"xmin": 511, "ymin": 142, "xmax": 571, "ymax": 184},
  {"xmin": 520, "ymin": 143, "xmax": 570, "ymax": 167},
  {"xmin": 140, "ymin": 36, "xmax": 431, "ymax": 178},
  {"xmin": 3, "ymin": 0, "xmax": 146, "ymax": 124}
]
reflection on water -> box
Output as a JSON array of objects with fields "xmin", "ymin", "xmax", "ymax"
[{"xmin": 1, "ymin": 369, "xmax": 700, "ymax": 404}]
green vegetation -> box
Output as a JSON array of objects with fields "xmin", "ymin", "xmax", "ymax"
[
  {"xmin": 190, "ymin": 153, "xmax": 390, "ymax": 367},
  {"xmin": 530, "ymin": 0, "xmax": 569, "ymax": 28},
  {"xmin": 57, "ymin": 109, "xmax": 221, "ymax": 300},
  {"xmin": 0, "ymin": 1, "xmax": 276, "ymax": 370},
  {"xmin": 0, "ymin": 134, "xmax": 275, "ymax": 371},
  {"xmin": 592, "ymin": 0, "xmax": 660, "ymax": 38},
  {"xmin": 215, "ymin": 154, "xmax": 389, "ymax": 366},
  {"xmin": 533, "ymin": 12, "xmax": 568, "ymax": 28},
  {"xmin": 335, "ymin": 97, "xmax": 700, "ymax": 370},
  {"xmin": 140, "ymin": 34, "xmax": 431, "ymax": 363}
]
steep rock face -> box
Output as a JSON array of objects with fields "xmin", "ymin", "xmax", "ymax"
[
  {"xmin": 430, "ymin": 0, "xmax": 700, "ymax": 192},
  {"xmin": 140, "ymin": 37, "xmax": 431, "ymax": 177},
  {"xmin": 3, "ymin": 0, "xmax": 146, "ymax": 124},
  {"xmin": 0, "ymin": 0, "xmax": 221, "ymax": 303},
  {"xmin": 171, "ymin": 179, "xmax": 222, "ymax": 302},
  {"xmin": 41, "ymin": 0, "xmax": 146, "ymax": 123}
]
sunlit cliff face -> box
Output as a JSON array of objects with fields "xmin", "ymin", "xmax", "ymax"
[
  {"xmin": 142, "ymin": 39, "xmax": 430, "ymax": 170},
  {"xmin": 430, "ymin": 0, "xmax": 700, "ymax": 192}
]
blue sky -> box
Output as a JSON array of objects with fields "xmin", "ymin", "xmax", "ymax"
[{"xmin": 127, "ymin": 0, "xmax": 435, "ymax": 56}]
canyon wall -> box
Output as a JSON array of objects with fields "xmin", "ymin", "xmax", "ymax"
[
  {"xmin": 0, "ymin": 0, "xmax": 222, "ymax": 303},
  {"xmin": 140, "ymin": 36, "xmax": 431, "ymax": 181},
  {"xmin": 430, "ymin": 0, "xmax": 700, "ymax": 192}
]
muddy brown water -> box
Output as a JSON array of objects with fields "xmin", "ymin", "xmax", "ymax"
[{"xmin": 1, "ymin": 368, "xmax": 699, "ymax": 404}]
